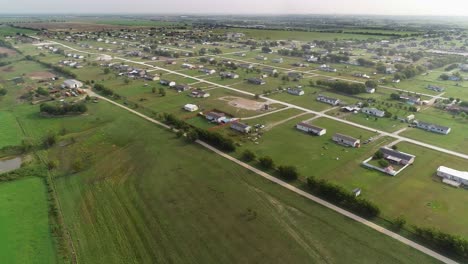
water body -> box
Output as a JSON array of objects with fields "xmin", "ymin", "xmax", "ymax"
[{"xmin": 0, "ymin": 157, "xmax": 22, "ymax": 174}]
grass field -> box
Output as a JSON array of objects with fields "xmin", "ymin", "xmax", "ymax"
[
  {"xmin": 46, "ymin": 101, "xmax": 439, "ymax": 264},
  {"xmin": 0, "ymin": 111, "xmax": 23, "ymax": 148},
  {"xmin": 0, "ymin": 177, "xmax": 57, "ymax": 264}
]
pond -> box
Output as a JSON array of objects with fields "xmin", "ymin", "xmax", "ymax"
[{"xmin": 0, "ymin": 157, "xmax": 22, "ymax": 174}]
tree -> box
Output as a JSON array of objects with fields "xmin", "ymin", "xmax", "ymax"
[
  {"xmin": 440, "ymin": 74, "xmax": 449, "ymax": 81},
  {"xmin": 186, "ymin": 129, "xmax": 199, "ymax": 142},
  {"xmin": 43, "ymin": 132, "xmax": 57, "ymax": 148},
  {"xmin": 0, "ymin": 88, "xmax": 7, "ymax": 96},
  {"xmin": 391, "ymin": 145, "xmax": 398, "ymax": 150},
  {"xmin": 241, "ymin": 149, "xmax": 256, "ymax": 162},
  {"xmin": 278, "ymin": 165, "xmax": 299, "ymax": 181},
  {"xmin": 392, "ymin": 215, "xmax": 406, "ymax": 231},
  {"xmin": 159, "ymin": 88, "xmax": 166, "ymax": 96},
  {"xmin": 103, "ymin": 68, "xmax": 111, "ymax": 74},
  {"xmin": 373, "ymin": 150, "xmax": 384, "ymax": 160},
  {"xmin": 378, "ymin": 159, "xmax": 389, "ymax": 168},
  {"xmin": 47, "ymin": 160, "xmax": 59, "ymax": 170},
  {"xmin": 259, "ymin": 156, "xmax": 274, "ymax": 169},
  {"xmin": 152, "ymin": 87, "xmax": 156, "ymax": 93},
  {"xmin": 365, "ymin": 80, "xmax": 378, "ymax": 88},
  {"xmin": 71, "ymin": 158, "xmax": 84, "ymax": 172}
]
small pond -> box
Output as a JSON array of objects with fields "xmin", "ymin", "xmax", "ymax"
[{"xmin": 0, "ymin": 157, "xmax": 22, "ymax": 174}]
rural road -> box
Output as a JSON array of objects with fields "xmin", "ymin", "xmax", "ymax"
[
  {"xmin": 35, "ymin": 39, "xmax": 468, "ymax": 161},
  {"xmin": 88, "ymin": 90, "xmax": 456, "ymax": 264}
]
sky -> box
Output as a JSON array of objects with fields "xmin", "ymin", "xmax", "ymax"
[{"xmin": 1, "ymin": 0, "xmax": 468, "ymax": 16}]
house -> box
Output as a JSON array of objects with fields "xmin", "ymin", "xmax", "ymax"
[
  {"xmin": 184, "ymin": 104, "xmax": 199, "ymax": 112},
  {"xmin": 205, "ymin": 112, "xmax": 226, "ymax": 123},
  {"xmin": 362, "ymin": 107, "xmax": 385, "ymax": 117},
  {"xmin": 234, "ymin": 52, "xmax": 246, "ymax": 57},
  {"xmin": 398, "ymin": 114, "xmax": 415, "ymax": 123},
  {"xmin": 182, "ymin": 63, "xmax": 196, "ymax": 69},
  {"xmin": 305, "ymin": 55, "xmax": 318, "ymax": 62},
  {"xmin": 160, "ymin": 79, "xmax": 176, "ymax": 87},
  {"xmin": 239, "ymin": 63, "xmax": 253, "ymax": 69},
  {"xmin": 437, "ymin": 166, "xmax": 468, "ymax": 187},
  {"xmin": 230, "ymin": 121, "xmax": 252, "ymax": 133},
  {"xmin": 288, "ymin": 72, "xmax": 303, "ymax": 80},
  {"xmin": 190, "ymin": 90, "xmax": 210, "ymax": 98},
  {"xmin": 145, "ymin": 74, "xmax": 160, "ymax": 81},
  {"xmin": 272, "ymin": 58, "xmax": 283, "ymax": 63},
  {"xmin": 379, "ymin": 147, "xmax": 415, "ymax": 165},
  {"xmin": 165, "ymin": 60, "xmax": 177, "ymax": 65},
  {"xmin": 296, "ymin": 122, "xmax": 326, "ymax": 136},
  {"xmin": 460, "ymin": 64, "xmax": 468, "ymax": 72},
  {"xmin": 365, "ymin": 87, "xmax": 376, "ymax": 94},
  {"xmin": 200, "ymin": 68, "xmax": 216, "ymax": 75},
  {"xmin": 262, "ymin": 67, "xmax": 277, "ymax": 75},
  {"xmin": 255, "ymin": 55, "xmax": 267, "ymax": 61},
  {"xmin": 415, "ymin": 121, "xmax": 451, "ymax": 135},
  {"xmin": 427, "ymin": 85, "xmax": 444, "ymax": 92},
  {"xmin": 341, "ymin": 105, "xmax": 361, "ymax": 112},
  {"xmin": 400, "ymin": 95, "xmax": 421, "ymax": 105},
  {"xmin": 62, "ymin": 79, "xmax": 83, "ymax": 89},
  {"xmin": 174, "ymin": 84, "xmax": 191, "ymax": 92},
  {"xmin": 332, "ymin": 133, "xmax": 360, "ymax": 147},
  {"xmin": 318, "ymin": 64, "xmax": 337, "ymax": 72},
  {"xmin": 220, "ymin": 72, "xmax": 239, "ymax": 79},
  {"xmin": 287, "ymin": 87, "xmax": 304, "ymax": 96},
  {"xmin": 247, "ymin": 78, "xmax": 266, "ymax": 85},
  {"xmin": 352, "ymin": 188, "xmax": 361, "ymax": 197},
  {"xmin": 317, "ymin": 95, "xmax": 340, "ymax": 106}
]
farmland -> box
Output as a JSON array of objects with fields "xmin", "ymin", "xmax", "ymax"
[{"xmin": 0, "ymin": 177, "xmax": 57, "ymax": 264}]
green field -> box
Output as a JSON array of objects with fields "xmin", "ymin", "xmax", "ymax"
[
  {"xmin": 0, "ymin": 177, "xmax": 57, "ymax": 264},
  {"xmin": 0, "ymin": 111, "xmax": 23, "ymax": 148},
  {"xmin": 45, "ymin": 101, "xmax": 439, "ymax": 264}
]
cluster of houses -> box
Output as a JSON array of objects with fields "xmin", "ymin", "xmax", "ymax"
[
  {"xmin": 59, "ymin": 60, "xmax": 83, "ymax": 69},
  {"xmin": 53, "ymin": 79, "xmax": 86, "ymax": 97},
  {"xmin": 103, "ymin": 63, "xmax": 160, "ymax": 81},
  {"xmin": 203, "ymin": 111, "xmax": 252, "ymax": 133},
  {"xmin": 318, "ymin": 64, "xmax": 337, "ymax": 72}
]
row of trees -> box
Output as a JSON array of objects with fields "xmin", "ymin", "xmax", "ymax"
[
  {"xmin": 40, "ymin": 102, "xmax": 87, "ymax": 115},
  {"xmin": 306, "ymin": 176, "xmax": 380, "ymax": 218},
  {"xmin": 413, "ymin": 226, "xmax": 468, "ymax": 259},
  {"xmin": 241, "ymin": 150, "xmax": 299, "ymax": 181},
  {"xmin": 317, "ymin": 80, "xmax": 367, "ymax": 95},
  {"xmin": 162, "ymin": 113, "xmax": 236, "ymax": 152},
  {"xmin": 93, "ymin": 83, "xmax": 115, "ymax": 96}
]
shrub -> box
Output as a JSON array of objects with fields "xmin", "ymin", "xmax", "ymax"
[
  {"xmin": 241, "ymin": 149, "xmax": 256, "ymax": 162},
  {"xmin": 378, "ymin": 159, "xmax": 389, "ymax": 168},
  {"xmin": 259, "ymin": 156, "xmax": 274, "ymax": 169},
  {"xmin": 392, "ymin": 215, "xmax": 406, "ymax": 231},
  {"xmin": 277, "ymin": 165, "xmax": 298, "ymax": 181}
]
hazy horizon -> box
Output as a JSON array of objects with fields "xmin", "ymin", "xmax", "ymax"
[{"xmin": 1, "ymin": 0, "xmax": 468, "ymax": 16}]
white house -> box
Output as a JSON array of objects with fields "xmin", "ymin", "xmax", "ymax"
[
  {"xmin": 205, "ymin": 112, "xmax": 226, "ymax": 123},
  {"xmin": 437, "ymin": 166, "xmax": 468, "ymax": 187},
  {"xmin": 332, "ymin": 133, "xmax": 360, "ymax": 148},
  {"xmin": 230, "ymin": 121, "xmax": 252, "ymax": 133},
  {"xmin": 200, "ymin": 68, "xmax": 216, "ymax": 75},
  {"xmin": 362, "ymin": 107, "xmax": 385, "ymax": 117},
  {"xmin": 415, "ymin": 121, "xmax": 451, "ymax": 135},
  {"xmin": 296, "ymin": 122, "xmax": 326, "ymax": 136},
  {"xmin": 287, "ymin": 87, "xmax": 304, "ymax": 96},
  {"xmin": 184, "ymin": 104, "xmax": 199, "ymax": 112},
  {"xmin": 62, "ymin": 79, "xmax": 83, "ymax": 89},
  {"xmin": 317, "ymin": 95, "xmax": 340, "ymax": 106}
]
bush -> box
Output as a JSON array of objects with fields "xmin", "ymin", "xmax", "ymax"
[
  {"xmin": 0, "ymin": 88, "xmax": 7, "ymax": 96},
  {"xmin": 373, "ymin": 150, "xmax": 384, "ymax": 160},
  {"xmin": 259, "ymin": 156, "xmax": 274, "ymax": 170},
  {"xmin": 43, "ymin": 132, "xmax": 57, "ymax": 148},
  {"xmin": 241, "ymin": 149, "xmax": 256, "ymax": 162},
  {"xmin": 392, "ymin": 215, "xmax": 406, "ymax": 231},
  {"xmin": 277, "ymin": 165, "xmax": 298, "ymax": 181},
  {"xmin": 378, "ymin": 159, "xmax": 389, "ymax": 168},
  {"xmin": 40, "ymin": 102, "xmax": 87, "ymax": 115}
]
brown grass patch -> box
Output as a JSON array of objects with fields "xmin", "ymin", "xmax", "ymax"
[
  {"xmin": 26, "ymin": 71, "xmax": 56, "ymax": 80},
  {"xmin": 0, "ymin": 47, "xmax": 17, "ymax": 56}
]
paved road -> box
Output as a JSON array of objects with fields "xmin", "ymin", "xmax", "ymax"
[
  {"xmin": 44, "ymin": 40, "xmax": 468, "ymax": 161},
  {"xmin": 88, "ymin": 88, "xmax": 456, "ymax": 264}
]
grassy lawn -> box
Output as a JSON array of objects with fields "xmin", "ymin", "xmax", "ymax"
[
  {"xmin": 0, "ymin": 111, "xmax": 23, "ymax": 148},
  {"xmin": 0, "ymin": 177, "xmax": 57, "ymax": 264},
  {"xmin": 400, "ymin": 107, "xmax": 468, "ymax": 154},
  {"xmin": 47, "ymin": 101, "xmax": 438, "ymax": 264}
]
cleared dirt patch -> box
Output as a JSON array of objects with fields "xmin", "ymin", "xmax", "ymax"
[
  {"xmin": 26, "ymin": 71, "xmax": 56, "ymax": 80},
  {"xmin": 218, "ymin": 96, "xmax": 268, "ymax": 111},
  {"xmin": 2, "ymin": 66, "xmax": 14, "ymax": 72},
  {"xmin": 0, "ymin": 47, "xmax": 17, "ymax": 56}
]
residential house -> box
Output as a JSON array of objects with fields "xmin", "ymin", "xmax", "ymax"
[
  {"xmin": 317, "ymin": 95, "xmax": 340, "ymax": 106},
  {"xmin": 174, "ymin": 84, "xmax": 191, "ymax": 92},
  {"xmin": 362, "ymin": 107, "xmax": 385, "ymax": 117},
  {"xmin": 200, "ymin": 68, "xmax": 216, "ymax": 75},
  {"xmin": 220, "ymin": 72, "xmax": 239, "ymax": 79},
  {"xmin": 400, "ymin": 95, "xmax": 421, "ymax": 105},
  {"xmin": 230, "ymin": 121, "xmax": 252, "ymax": 133},
  {"xmin": 272, "ymin": 58, "xmax": 283, "ymax": 63},
  {"xmin": 427, "ymin": 85, "xmax": 444, "ymax": 92},
  {"xmin": 205, "ymin": 112, "xmax": 226, "ymax": 123},
  {"xmin": 437, "ymin": 166, "xmax": 468, "ymax": 187},
  {"xmin": 366, "ymin": 87, "xmax": 376, "ymax": 93},
  {"xmin": 255, "ymin": 55, "xmax": 268, "ymax": 61},
  {"xmin": 62, "ymin": 79, "xmax": 83, "ymax": 89},
  {"xmin": 318, "ymin": 64, "xmax": 337, "ymax": 72},
  {"xmin": 287, "ymin": 87, "xmax": 305, "ymax": 96},
  {"xmin": 160, "ymin": 79, "xmax": 176, "ymax": 87},
  {"xmin": 183, "ymin": 104, "xmax": 199, "ymax": 112},
  {"xmin": 262, "ymin": 67, "xmax": 278, "ymax": 75},
  {"xmin": 296, "ymin": 122, "xmax": 326, "ymax": 136},
  {"xmin": 247, "ymin": 78, "xmax": 266, "ymax": 85},
  {"xmin": 332, "ymin": 133, "xmax": 360, "ymax": 147},
  {"xmin": 239, "ymin": 63, "xmax": 253, "ymax": 69},
  {"xmin": 288, "ymin": 72, "xmax": 303, "ymax": 80},
  {"xmin": 190, "ymin": 90, "xmax": 210, "ymax": 98},
  {"xmin": 379, "ymin": 147, "xmax": 415, "ymax": 165},
  {"xmin": 415, "ymin": 121, "xmax": 451, "ymax": 135}
]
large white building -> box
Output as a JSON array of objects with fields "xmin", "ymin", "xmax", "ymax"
[
  {"xmin": 62, "ymin": 79, "xmax": 83, "ymax": 89},
  {"xmin": 362, "ymin": 107, "xmax": 385, "ymax": 117},
  {"xmin": 437, "ymin": 166, "xmax": 468, "ymax": 187}
]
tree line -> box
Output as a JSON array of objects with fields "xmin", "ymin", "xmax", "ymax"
[
  {"xmin": 317, "ymin": 80, "xmax": 367, "ymax": 95},
  {"xmin": 25, "ymin": 55, "xmax": 77, "ymax": 79},
  {"xmin": 40, "ymin": 102, "xmax": 87, "ymax": 115}
]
